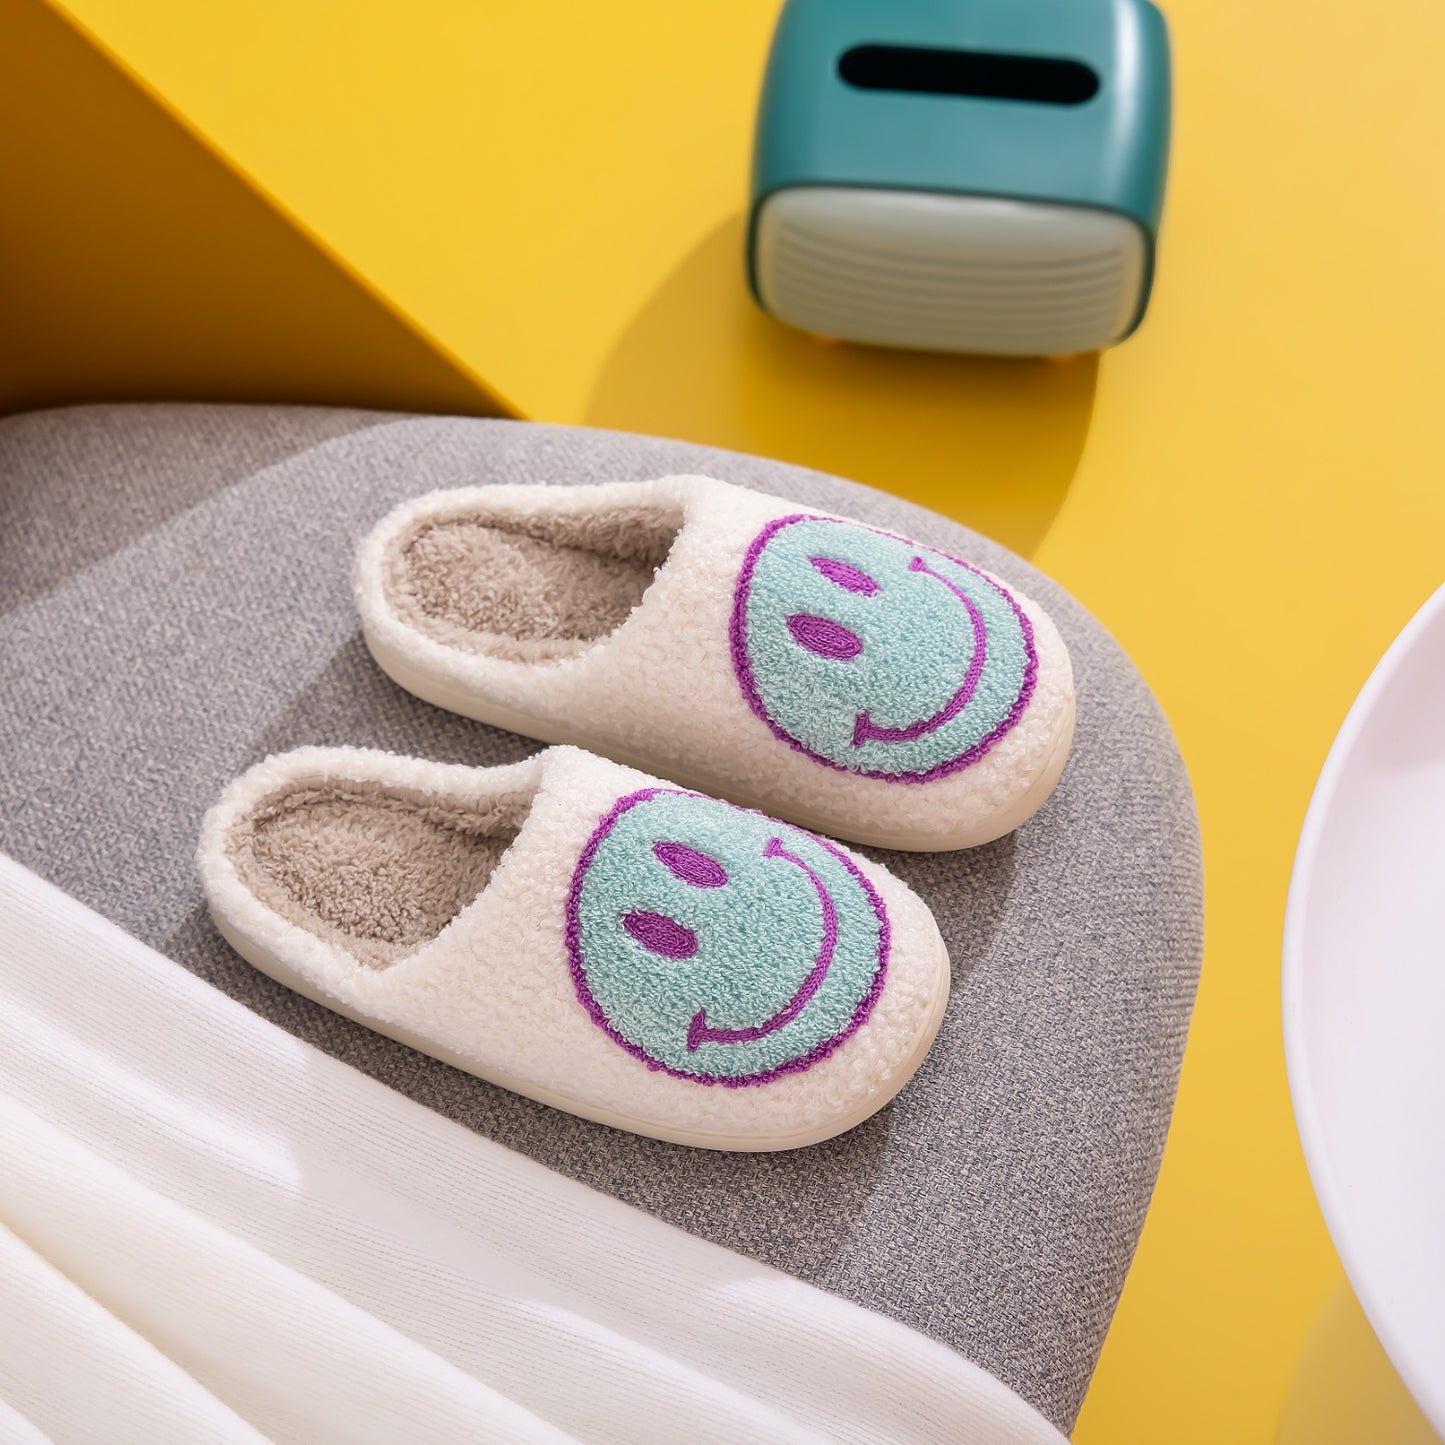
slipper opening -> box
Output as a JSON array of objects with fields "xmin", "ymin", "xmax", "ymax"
[
  {"xmin": 381, "ymin": 500, "xmax": 682, "ymax": 663},
  {"xmin": 226, "ymin": 778, "xmax": 534, "ymax": 967}
]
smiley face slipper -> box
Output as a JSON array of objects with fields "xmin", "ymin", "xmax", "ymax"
[
  {"xmin": 198, "ymin": 745, "xmax": 949, "ymax": 1150},
  {"xmin": 355, "ymin": 477, "xmax": 1075, "ymax": 852}
]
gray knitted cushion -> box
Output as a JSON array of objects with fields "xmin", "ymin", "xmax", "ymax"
[{"xmin": 0, "ymin": 404, "xmax": 1201, "ymax": 1430}]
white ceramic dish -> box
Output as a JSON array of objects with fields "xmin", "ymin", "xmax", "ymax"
[{"xmin": 1284, "ymin": 583, "xmax": 1445, "ymax": 1433}]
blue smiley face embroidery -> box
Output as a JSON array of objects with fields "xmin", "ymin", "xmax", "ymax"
[
  {"xmin": 729, "ymin": 516, "xmax": 1038, "ymax": 783},
  {"xmin": 565, "ymin": 790, "xmax": 889, "ymax": 1085}
]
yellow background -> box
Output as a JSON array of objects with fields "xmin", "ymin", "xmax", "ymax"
[{"xmin": 6, "ymin": 0, "xmax": 1445, "ymax": 1437}]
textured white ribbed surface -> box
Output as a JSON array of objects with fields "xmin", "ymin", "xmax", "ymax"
[
  {"xmin": 0, "ymin": 853, "xmax": 1068, "ymax": 1445},
  {"xmin": 756, "ymin": 187, "xmax": 1145, "ymax": 356}
]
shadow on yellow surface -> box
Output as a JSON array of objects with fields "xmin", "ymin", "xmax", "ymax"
[
  {"xmin": 0, "ymin": 0, "xmax": 502, "ymax": 420},
  {"xmin": 586, "ymin": 216, "xmax": 1097, "ymax": 559},
  {"xmin": 1276, "ymin": 1276, "xmax": 1442, "ymax": 1445}
]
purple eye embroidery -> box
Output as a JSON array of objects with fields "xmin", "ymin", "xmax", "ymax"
[
  {"xmin": 621, "ymin": 842, "xmax": 729, "ymax": 958},
  {"xmin": 809, "ymin": 556, "xmax": 879, "ymax": 596},
  {"xmin": 622, "ymin": 910, "xmax": 698, "ymax": 959},
  {"xmin": 622, "ymin": 833, "xmax": 849, "ymax": 1043},
  {"xmin": 652, "ymin": 841, "xmax": 728, "ymax": 888},
  {"xmin": 786, "ymin": 614, "xmax": 863, "ymax": 661}
]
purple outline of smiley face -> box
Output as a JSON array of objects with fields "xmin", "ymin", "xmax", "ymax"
[
  {"xmin": 728, "ymin": 515, "xmax": 1039, "ymax": 783},
  {"xmin": 564, "ymin": 789, "xmax": 890, "ymax": 1086}
]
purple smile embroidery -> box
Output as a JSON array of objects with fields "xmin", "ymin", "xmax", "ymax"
[
  {"xmin": 686, "ymin": 836, "xmax": 838, "ymax": 1050},
  {"xmin": 851, "ymin": 556, "xmax": 988, "ymax": 746}
]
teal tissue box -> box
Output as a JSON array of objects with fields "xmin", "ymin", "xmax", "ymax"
[{"xmin": 747, "ymin": 0, "xmax": 1171, "ymax": 356}]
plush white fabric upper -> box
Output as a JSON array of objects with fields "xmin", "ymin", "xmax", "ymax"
[
  {"xmin": 199, "ymin": 746, "xmax": 944, "ymax": 1146},
  {"xmin": 355, "ymin": 477, "xmax": 1074, "ymax": 844}
]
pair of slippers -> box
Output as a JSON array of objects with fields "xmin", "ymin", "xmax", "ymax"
[{"xmin": 200, "ymin": 477, "xmax": 1075, "ymax": 1150}]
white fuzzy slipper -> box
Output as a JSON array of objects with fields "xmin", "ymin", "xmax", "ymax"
[
  {"xmin": 355, "ymin": 477, "xmax": 1075, "ymax": 851},
  {"xmin": 198, "ymin": 745, "xmax": 949, "ymax": 1151}
]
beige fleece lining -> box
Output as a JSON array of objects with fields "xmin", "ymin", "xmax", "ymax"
[
  {"xmin": 227, "ymin": 779, "xmax": 533, "ymax": 968},
  {"xmin": 382, "ymin": 502, "xmax": 681, "ymax": 663}
]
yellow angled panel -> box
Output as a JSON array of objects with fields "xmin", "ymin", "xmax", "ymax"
[{"xmin": 0, "ymin": 0, "xmax": 505, "ymax": 419}]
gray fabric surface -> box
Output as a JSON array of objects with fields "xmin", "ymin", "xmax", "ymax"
[{"xmin": 0, "ymin": 403, "xmax": 1202, "ymax": 1430}]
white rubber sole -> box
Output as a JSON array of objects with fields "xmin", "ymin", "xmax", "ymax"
[
  {"xmin": 363, "ymin": 624, "xmax": 1075, "ymax": 853},
  {"xmin": 210, "ymin": 902, "xmax": 952, "ymax": 1153}
]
